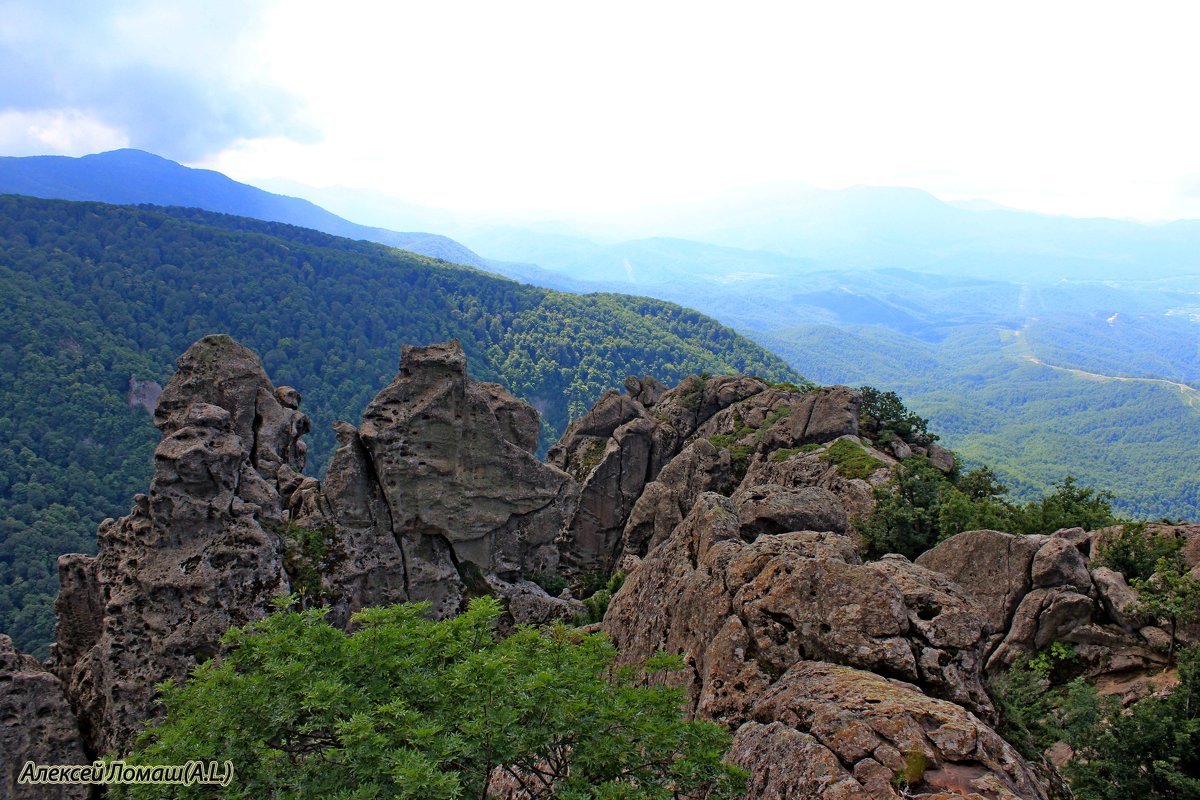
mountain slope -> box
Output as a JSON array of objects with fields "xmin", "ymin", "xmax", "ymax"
[
  {"xmin": 0, "ymin": 195, "xmax": 799, "ymax": 656},
  {"xmin": 760, "ymin": 323, "xmax": 1200, "ymax": 521},
  {"xmin": 0, "ymin": 149, "xmax": 489, "ymax": 268}
]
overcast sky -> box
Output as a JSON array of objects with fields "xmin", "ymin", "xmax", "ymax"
[{"xmin": 3, "ymin": 0, "xmax": 1200, "ymax": 220}]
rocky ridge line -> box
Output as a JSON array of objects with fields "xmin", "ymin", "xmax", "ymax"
[{"xmin": 8, "ymin": 335, "xmax": 1193, "ymax": 799}]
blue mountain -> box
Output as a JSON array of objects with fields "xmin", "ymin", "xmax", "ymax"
[{"xmin": 0, "ymin": 149, "xmax": 489, "ymax": 267}]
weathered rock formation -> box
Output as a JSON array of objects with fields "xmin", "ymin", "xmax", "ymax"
[
  {"xmin": 53, "ymin": 335, "xmax": 309, "ymax": 756},
  {"xmin": 917, "ymin": 525, "xmax": 1198, "ymax": 683},
  {"xmin": 553, "ymin": 377, "xmax": 872, "ymax": 575},
  {"xmin": 549, "ymin": 373, "xmax": 784, "ymax": 575},
  {"xmin": 0, "ymin": 635, "xmax": 89, "ymax": 800},
  {"xmin": 48, "ymin": 337, "xmax": 580, "ymax": 757},
  {"xmin": 602, "ymin": 486, "xmax": 1046, "ymax": 797},
  {"xmin": 21, "ymin": 337, "xmax": 1089, "ymax": 798},
  {"xmin": 605, "ymin": 493, "xmax": 994, "ymax": 716},
  {"xmin": 733, "ymin": 662, "xmax": 1044, "ymax": 800},
  {"xmin": 295, "ymin": 341, "xmax": 576, "ymax": 623}
]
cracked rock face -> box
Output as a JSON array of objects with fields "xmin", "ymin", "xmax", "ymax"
[
  {"xmin": 917, "ymin": 528, "xmax": 1177, "ymax": 678},
  {"xmin": 550, "ymin": 373, "xmax": 776, "ymax": 575},
  {"xmin": 53, "ymin": 336, "xmax": 307, "ymax": 757},
  {"xmin": 299, "ymin": 341, "xmax": 576, "ymax": 624},
  {"xmin": 604, "ymin": 492, "xmax": 994, "ymax": 722},
  {"xmin": 732, "ymin": 662, "xmax": 1046, "ymax": 800},
  {"xmin": 1, "ymin": 635, "xmax": 89, "ymax": 800},
  {"xmin": 601, "ymin": 489, "xmax": 1042, "ymax": 798},
  {"xmin": 555, "ymin": 379, "xmax": 870, "ymax": 574},
  {"xmin": 622, "ymin": 438, "xmax": 733, "ymax": 560}
]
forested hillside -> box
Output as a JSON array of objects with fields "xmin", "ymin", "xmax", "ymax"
[
  {"xmin": 760, "ymin": 323, "xmax": 1200, "ymax": 521},
  {"xmin": 0, "ymin": 149, "xmax": 491, "ymax": 268},
  {"xmin": 0, "ymin": 195, "xmax": 798, "ymax": 656}
]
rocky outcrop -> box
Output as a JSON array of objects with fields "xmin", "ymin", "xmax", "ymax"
[
  {"xmin": 732, "ymin": 662, "xmax": 1046, "ymax": 800},
  {"xmin": 622, "ymin": 438, "xmax": 733, "ymax": 560},
  {"xmin": 915, "ymin": 531, "xmax": 1044, "ymax": 641},
  {"xmin": 733, "ymin": 483, "xmax": 848, "ymax": 538},
  {"xmin": 47, "ymin": 337, "xmax": 588, "ymax": 757},
  {"xmin": 602, "ymin": 486, "xmax": 1050, "ymax": 797},
  {"xmin": 53, "ymin": 336, "xmax": 309, "ymax": 756},
  {"xmin": 567, "ymin": 373, "xmax": 1058, "ymax": 795},
  {"xmin": 547, "ymin": 389, "xmax": 655, "ymax": 575},
  {"xmin": 917, "ymin": 527, "xmax": 1178, "ymax": 677},
  {"xmin": 33, "ymin": 340, "xmax": 1093, "ymax": 798},
  {"xmin": 549, "ymin": 373, "xmax": 818, "ymax": 574},
  {"xmin": 740, "ymin": 438, "xmax": 894, "ymax": 525},
  {"xmin": 1, "ymin": 636, "xmax": 89, "ymax": 800},
  {"xmin": 298, "ymin": 341, "xmax": 576, "ymax": 624},
  {"xmin": 754, "ymin": 385, "xmax": 861, "ymax": 448},
  {"xmin": 647, "ymin": 384, "xmax": 878, "ymax": 549},
  {"xmin": 126, "ymin": 374, "xmax": 162, "ymax": 415},
  {"xmin": 605, "ymin": 493, "xmax": 994, "ymax": 721}
]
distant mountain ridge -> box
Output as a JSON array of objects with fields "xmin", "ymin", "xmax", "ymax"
[
  {"xmin": 4, "ymin": 149, "xmax": 1198, "ymax": 522},
  {"xmin": 0, "ymin": 149, "xmax": 490, "ymax": 268}
]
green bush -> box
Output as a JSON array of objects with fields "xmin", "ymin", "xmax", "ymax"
[
  {"xmin": 860, "ymin": 464, "xmax": 1122, "ymax": 561},
  {"xmin": 115, "ymin": 596, "xmax": 747, "ymax": 800},
  {"xmin": 528, "ymin": 572, "xmax": 568, "ymax": 597},
  {"xmin": 957, "ymin": 465, "xmax": 1007, "ymax": 501},
  {"xmin": 857, "ymin": 458, "xmax": 950, "ymax": 559},
  {"xmin": 992, "ymin": 643, "xmax": 1200, "ymax": 797},
  {"xmin": 581, "ymin": 571, "xmax": 626, "ymax": 624},
  {"xmin": 990, "ymin": 647, "xmax": 1105, "ymax": 762},
  {"xmin": 1009, "ymin": 476, "xmax": 1117, "ymax": 536},
  {"xmin": 276, "ymin": 522, "xmax": 337, "ymax": 606},
  {"xmin": 1132, "ymin": 556, "xmax": 1200, "ymax": 664},
  {"xmin": 677, "ymin": 374, "xmax": 709, "ymax": 411},
  {"xmin": 858, "ymin": 386, "xmax": 935, "ymax": 444},
  {"xmin": 1094, "ymin": 522, "xmax": 1184, "ymax": 582},
  {"xmin": 1064, "ymin": 645, "xmax": 1200, "ymax": 799}
]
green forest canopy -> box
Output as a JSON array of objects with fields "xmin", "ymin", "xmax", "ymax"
[{"xmin": 0, "ymin": 195, "xmax": 798, "ymax": 656}]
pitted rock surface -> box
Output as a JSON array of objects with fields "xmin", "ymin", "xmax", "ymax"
[
  {"xmin": 604, "ymin": 493, "xmax": 994, "ymax": 723},
  {"xmin": 54, "ymin": 336, "xmax": 305, "ymax": 756},
  {"xmin": 733, "ymin": 483, "xmax": 848, "ymax": 538},
  {"xmin": 916, "ymin": 531, "xmax": 1044, "ymax": 639},
  {"xmin": 918, "ymin": 528, "xmax": 1177, "ymax": 677},
  {"xmin": 733, "ymin": 662, "xmax": 1047, "ymax": 800},
  {"xmin": 1, "ymin": 635, "xmax": 89, "ymax": 800}
]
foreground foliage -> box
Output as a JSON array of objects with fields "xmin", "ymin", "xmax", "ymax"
[
  {"xmin": 116, "ymin": 597, "xmax": 746, "ymax": 800},
  {"xmin": 993, "ymin": 645, "xmax": 1200, "ymax": 800}
]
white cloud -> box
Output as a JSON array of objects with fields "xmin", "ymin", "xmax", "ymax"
[
  {"xmin": 7, "ymin": 0, "xmax": 1200, "ymax": 219},
  {"xmin": 0, "ymin": 0, "xmax": 314, "ymax": 159},
  {"xmin": 0, "ymin": 108, "xmax": 129, "ymax": 155}
]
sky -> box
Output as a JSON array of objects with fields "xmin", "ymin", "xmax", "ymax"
[{"xmin": 3, "ymin": 1, "xmax": 1200, "ymax": 221}]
